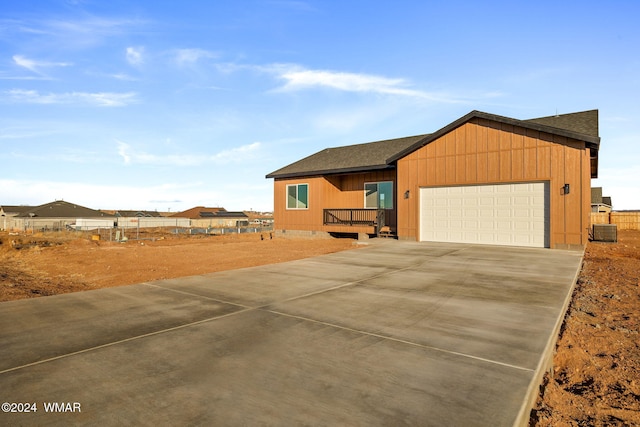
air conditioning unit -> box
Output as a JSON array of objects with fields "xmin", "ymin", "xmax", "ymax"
[{"xmin": 592, "ymin": 224, "xmax": 617, "ymax": 242}]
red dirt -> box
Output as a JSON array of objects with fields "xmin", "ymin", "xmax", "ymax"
[
  {"xmin": 0, "ymin": 231, "xmax": 356, "ymax": 301},
  {"xmin": 531, "ymin": 230, "xmax": 640, "ymax": 426}
]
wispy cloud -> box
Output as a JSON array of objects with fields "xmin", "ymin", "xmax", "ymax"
[
  {"xmin": 12, "ymin": 54, "xmax": 71, "ymax": 76},
  {"xmin": 116, "ymin": 140, "xmax": 262, "ymax": 166},
  {"xmin": 173, "ymin": 48, "xmax": 218, "ymax": 66},
  {"xmin": 5, "ymin": 89, "xmax": 137, "ymax": 107},
  {"xmin": 1, "ymin": 16, "xmax": 145, "ymax": 50},
  {"xmin": 268, "ymin": 65, "xmax": 461, "ymax": 102},
  {"xmin": 110, "ymin": 72, "xmax": 138, "ymax": 81},
  {"xmin": 126, "ymin": 46, "xmax": 144, "ymax": 66}
]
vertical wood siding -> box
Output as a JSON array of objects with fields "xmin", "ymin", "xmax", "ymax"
[
  {"xmin": 273, "ymin": 170, "xmax": 396, "ymax": 233},
  {"xmin": 396, "ymin": 118, "xmax": 591, "ymax": 248}
]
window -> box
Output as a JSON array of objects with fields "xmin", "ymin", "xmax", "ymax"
[
  {"xmin": 365, "ymin": 181, "xmax": 393, "ymax": 209},
  {"xmin": 287, "ymin": 183, "xmax": 308, "ymax": 209}
]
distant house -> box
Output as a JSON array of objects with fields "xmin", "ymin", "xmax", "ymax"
[
  {"xmin": 171, "ymin": 206, "xmax": 249, "ymax": 228},
  {"xmin": 2, "ymin": 200, "xmax": 114, "ymax": 232},
  {"xmin": 114, "ymin": 210, "xmax": 164, "ymax": 218},
  {"xmin": 267, "ymin": 110, "xmax": 600, "ymax": 249},
  {"xmin": 0, "ymin": 205, "xmax": 32, "ymax": 231},
  {"xmin": 591, "ymin": 187, "xmax": 612, "ymax": 213}
]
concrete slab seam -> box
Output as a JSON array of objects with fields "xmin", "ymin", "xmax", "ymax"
[
  {"xmin": 265, "ymin": 308, "xmax": 535, "ymax": 373},
  {"xmin": 0, "ymin": 256, "xmax": 448, "ymax": 376},
  {"xmin": 254, "ymin": 262, "xmax": 429, "ymax": 309},
  {"xmin": 0, "ymin": 307, "xmax": 255, "ymax": 376},
  {"xmin": 143, "ymin": 282, "xmax": 253, "ymax": 309}
]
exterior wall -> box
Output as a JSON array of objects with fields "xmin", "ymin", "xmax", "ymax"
[
  {"xmin": 396, "ymin": 118, "xmax": 591, "ymax": 248},
  {"xmin": 272, "ymin": 170, "xmax": 396, "ymax": 234},
  {"xmin": 3, "ymin": 217, "xmax": 111, "ymax": 232},
  {"xmin": 190, "ymin": 218, "xmax": 248, "ymax": 228}
]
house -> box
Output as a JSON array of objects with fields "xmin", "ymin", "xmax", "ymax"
[
  {"xmin": 0, "ymin": 205, "xmax": 32, "ymax": 231},
  {"xmin": 3, "ymin": 200, "xmax": 114, "ymax": 232},
  {"xmin": 171, "ymin": 207, "xmax": 249, "ymax": 228},
  {"xmin": 591, "ymin": 187, "xmax": 612, "ymax": 213},
  {"xmin": 266, "ymin": 110, "xmax": 600, "ymax": 249},
  {"xmin": 114, "ymin": 210, "xmax": 165, "ymax": 218}
]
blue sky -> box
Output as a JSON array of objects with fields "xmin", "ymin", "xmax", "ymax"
[{"xmin": 1, "ymin": 0, "xmax": 638, "ymax": 212}]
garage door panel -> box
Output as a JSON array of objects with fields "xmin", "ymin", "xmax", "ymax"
[{"xmin": 420, "ymin": 182, "xmax": 549, "ymax": 248}]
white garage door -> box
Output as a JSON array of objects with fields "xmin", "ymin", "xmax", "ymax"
[{"xmin": 420, "ymin": 182, "xmax": 549, "ymax": 247}]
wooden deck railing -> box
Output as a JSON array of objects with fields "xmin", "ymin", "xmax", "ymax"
[{"xmin": 323, "ymin": 209, "xmax": 390, "ymax": 227}]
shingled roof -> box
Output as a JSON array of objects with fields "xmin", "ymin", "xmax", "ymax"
[
  {"xmin": 170, "ymin": 206, "xmax": 226, "ymax": 219},
  {"xmin": 0, "ymin": 205, "xmax": 33, "ymax": 216},
  {"xmin": 15, "ymin": 200, "xmax": 112, "ymax": 218},
  {"xmin": 525, "ymin": 110, "xmax": 598, "ymax": 138},
  {"xmin": 265, "ymin": 134, "xmax": 428, "ymax": 179},
  {"xmin": 267, "ymin": 110, "xmax": 600, "ymax": 179}
]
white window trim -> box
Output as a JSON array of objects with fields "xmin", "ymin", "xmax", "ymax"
[
  {"xmin": 286, "ymin": 183, "xmax": 309, "ymax": 210},
  {"xmin": 364, "ymin": 181, "xmax": 393, "ymax": 209}
]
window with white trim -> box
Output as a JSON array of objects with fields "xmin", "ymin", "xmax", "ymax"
[
  {"xmin": 365, "ymin": 181, "xmax": 393, "ymax": 209},
  {"xmin": 287, "ymin": 183, "xmax": 308, "ymax": 209}
]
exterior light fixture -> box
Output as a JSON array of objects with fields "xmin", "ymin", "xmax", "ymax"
[
  {"xmin": 563, "ymin": 184, "xmax": 570, "ymax": 195},
  {"xmin": 404, "ymin": 190, "xmax": 410, "ymax": 199}
]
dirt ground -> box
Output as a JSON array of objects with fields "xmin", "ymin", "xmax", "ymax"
[
  {"xmin": 531, "ymin": 230, "xmax": 640, "ymax": 426},
  {"xmin": 1, "ymin": 229, "xmax": 639, "ymax": 424},
  {"xmin": 0, "ymin": 230, "xmax": 356, "ymax": 301}
]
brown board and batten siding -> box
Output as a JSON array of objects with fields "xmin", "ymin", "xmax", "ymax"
[
  {"xmin": 396, "ymin": 118, "xmax": 591, "ymax": 248},
  {"xmin": 273, "ymin": 169, "xmax": 396, "ymax": 234}
]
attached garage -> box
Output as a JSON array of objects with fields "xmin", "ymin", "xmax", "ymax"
[
  {"xmin": 419, "ymin": 182, "xmax": 549, "ymax": 247},
  {"xmin": 268, "ymin": 109, "xmax": 600, "ymax": 249}
]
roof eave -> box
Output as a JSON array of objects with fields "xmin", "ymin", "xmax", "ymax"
[{"xmin": 266, "ymin": 164, "xmax": 395, "ymax": 180}]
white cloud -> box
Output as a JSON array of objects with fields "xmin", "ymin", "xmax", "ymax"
[
  {"xmin": 211, "ymin": 142, "xmax": 261, "ymax": 163},
  {"xmin": 12, "ymin": 55, "xmax": 71, "ymax": 75},
  {"xmin": 2, "ymin": 16, "xmax": 144, "ymax": 51},
  {"xmin": 110, "ymin": 73, "xmax": 138, "ymax": 81},
  {"xmin": 126, "ymin": 46, "xmax": 144, "ymax": 66},
  {"xmin": 5, "ymin": 89, "xmax": 137, "ymax": 106},
  {"xmin": 269, "ymin": 65, "xmax": 461, "ymax": 102},
  {"xmin": 173, "ymin": 48, "xmax": 217, "ymax": 66},
  {"xmin": 116, "ymin": 140, "xmax": 262, "ymax": 166}
]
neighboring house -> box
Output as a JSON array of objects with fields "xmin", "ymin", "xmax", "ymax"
[
  {"xmin": 4, "ymin": 200, "xmax": 115, "ymax": 231},
  {"xmin": 591, "ymin": 187, "xmax": 612, "ymax": 213},
  {"xmin": 0, "ymin": 205, "xmax": 33, "ymax": 231},
  {"xmin": 267, "ymin": 110, "xmax": 600, "ymax": 249},
  {"xmin": 171, "ymin": 206, "xmax": 249, "ymax": 228},
  {"xmin": 114, "ymin": 210, "xmax": 164, "ymax": 218}
]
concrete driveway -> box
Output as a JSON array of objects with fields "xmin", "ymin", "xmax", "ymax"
[{"xmin": 0, "ymin": 240, "xmax": 582, "ymax": 426}]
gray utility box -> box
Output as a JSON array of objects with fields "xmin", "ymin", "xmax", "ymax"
[{"xmin": 592, "ymin": 224, "xmax": 618, "ymax": 242}]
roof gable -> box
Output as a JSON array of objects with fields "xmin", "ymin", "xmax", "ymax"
[{"xmin": 388, "ymin": 110, "xmax": 600, "ymax": 163}]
